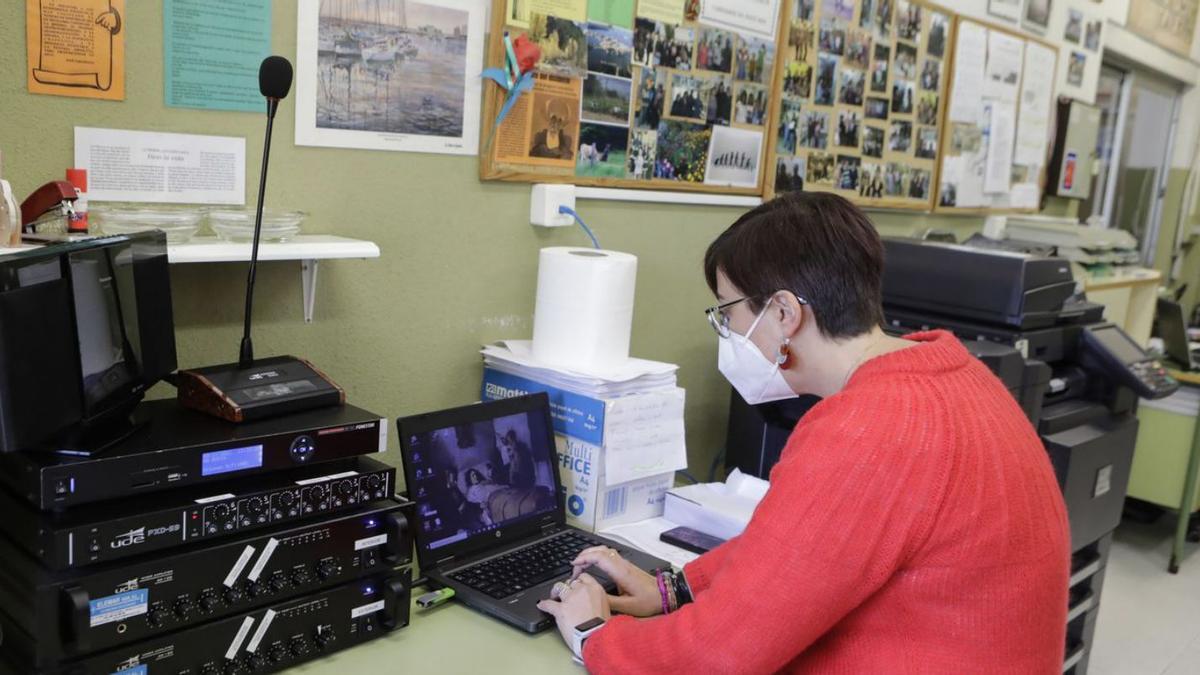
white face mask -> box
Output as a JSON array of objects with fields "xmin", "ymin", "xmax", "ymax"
[{"xmin": 717, "ymin": 303, "xmax": 799, "ymax": 405}]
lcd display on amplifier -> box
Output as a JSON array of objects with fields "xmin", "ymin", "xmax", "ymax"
[
  {"xmin": 0, "ymin": 400, "xmax": 389, "ymax": 509},
  {"xmin": 0, "ymin": 500, "xmax": 412, "ymax": 663},
  {"xmin": 1, "ymin": 571, "xmax": 411, "ymax": 674},
  {"xmin": 0, "ymin": 457, "xmax": 397, "ymax": 570}
]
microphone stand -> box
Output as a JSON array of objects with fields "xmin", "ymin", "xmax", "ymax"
[{"xmin": 238, "ymin": 97, "xmax": 280, "ymax": 370}]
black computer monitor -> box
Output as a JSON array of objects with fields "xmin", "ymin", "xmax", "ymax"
[{"xmin": 0, "ymin": 232, "xmax": 177, "ymax": 454}]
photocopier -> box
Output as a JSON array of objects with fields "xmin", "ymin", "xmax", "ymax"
[{"xmin": 725, "ymin": 237, "xmax": 1178, "ymax": 675}]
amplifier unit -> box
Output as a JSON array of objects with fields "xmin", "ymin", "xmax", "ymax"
[
  {"xmin": 0, "ymin": 457, "xmax": 396, "ymax": 570},
  {"xmin": 0, "ymin": 400, "xmax": 388, "ymax": 510},
  {"xmin": 0, "ymin": 500, "xmax": 412, "ymax": 663},
  {"xmin": 1, "ymin": 570, "xmax": 412, "ymax": 674}
]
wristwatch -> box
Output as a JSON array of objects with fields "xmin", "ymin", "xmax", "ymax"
[{"xmin": 569, "ymin": 617, "xmax": 607, "ymax": 662}]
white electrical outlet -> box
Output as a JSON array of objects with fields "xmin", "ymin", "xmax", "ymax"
[{"xmin": 531, "ymin": 184, "xmax": 577, "ymax": 227}]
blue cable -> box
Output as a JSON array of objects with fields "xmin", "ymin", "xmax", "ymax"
[{"xmin": 558, "ymin": 205, "xmax": 601, "ymax": 250}]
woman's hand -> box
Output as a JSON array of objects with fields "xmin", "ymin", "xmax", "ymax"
[
  {"xmin": 536, "ymin": 574, "xmax": 611, "ymax": 652},
  {"xmin": 571, "ymin": 546, "xmax": 663, "ymax": 618}
]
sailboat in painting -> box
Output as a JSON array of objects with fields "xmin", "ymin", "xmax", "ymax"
[{"xmin": 316, "ymin": 0, "xmax": 470, "ymax": 138}]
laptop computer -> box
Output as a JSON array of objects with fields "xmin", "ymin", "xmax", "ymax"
[
  {"xmin": 1156, "ymin": 297, "xmax": 1198, "ymax": 371},
  {"xmin": 397, "ymin": 393, "xmax": 668, "ymax": 633}
]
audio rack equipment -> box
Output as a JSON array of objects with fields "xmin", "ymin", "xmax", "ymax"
[
  {"xmin": 0, "ymin": 400, "xmax": 387, "ymax": 509},
  {"xmin": 0, "ymin": 500, "xmax": 411, "ymax": 663},
  {"xmin": 1, "ymin": 570, "xmax": 412, "ymax": 674},
  {"xmin": 0, "ymin": 457, "xmax": 396, "ymax": 570}
]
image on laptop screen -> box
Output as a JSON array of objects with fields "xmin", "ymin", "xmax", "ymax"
[{"xmin": 406, "ymin": 409, "xmax": 559, "ymax": 552}]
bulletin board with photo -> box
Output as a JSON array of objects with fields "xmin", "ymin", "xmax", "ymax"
[
  {"xmin": 478, "ymin": 0, "xmax": 788, "ymax": 195},
  {"xmin": 766, "ymin": 0, "xmax": 955, "ymax": 210},
  {"xmin": 934, "ymin": 17, "xmax": 1059, "ymax": 214}
]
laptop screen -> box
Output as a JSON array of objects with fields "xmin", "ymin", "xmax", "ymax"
[{"xmin": 403, "ymin": 400, "xmax": 559, "ymax": 555}]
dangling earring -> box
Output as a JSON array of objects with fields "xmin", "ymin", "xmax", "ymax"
[{"xmin": 776, "ymin": 338, "xmax": 793, "ymax": 370}]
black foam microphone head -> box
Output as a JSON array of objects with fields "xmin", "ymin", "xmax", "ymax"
[{"xmin": 259, "ymin": 56, "xmax": 293, "ymax": 99}]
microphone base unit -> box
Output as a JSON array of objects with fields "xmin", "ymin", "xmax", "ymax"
[{"xmin": 178, "ymin": 355, "xmax": 345, "ymax": 424}]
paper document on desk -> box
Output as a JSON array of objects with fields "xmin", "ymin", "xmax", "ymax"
[
  {"xmin": 663, "ymin": 469, "xmax": 770, "ymax": 540},
  {"xmin": 603, "ymin": 388, "xmax": 688, "ymax": 485},
  {"xmin": 600, "ymin": 517, "xmax": 700, "ymax": 569}
]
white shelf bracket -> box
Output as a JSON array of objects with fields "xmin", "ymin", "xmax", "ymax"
[{"xmin": 301, "ymin": 259, "xmax": 319, "ymax": 324}]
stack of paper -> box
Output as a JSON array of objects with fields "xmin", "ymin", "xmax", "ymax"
[
  {"xmin": 482, "ymin": 341, "xmax": 678, "ymax": 398},
  {"xmin": 662, "ymin": 469, "xmax": 770, "ymax": 541}
]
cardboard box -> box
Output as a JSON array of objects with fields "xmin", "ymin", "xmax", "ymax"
[
  {"xmin": 481, "ymin": 367, "xmax": 687, "ymax": 532},
  {"xmin": 557, "ymin": 436, "xmax": 674, "ymax": 531}
]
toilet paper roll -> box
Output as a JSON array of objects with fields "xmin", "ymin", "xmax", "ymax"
[{"xmin": 532, "ymin": 247, "xmax": 638, "ymax": 371}]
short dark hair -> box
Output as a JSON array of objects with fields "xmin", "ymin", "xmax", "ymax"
[{"xmin": 703, "ymin": 192, "xmax": 885, "ymax": 339}]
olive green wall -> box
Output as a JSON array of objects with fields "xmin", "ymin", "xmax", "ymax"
[{"xmin": 0, "ymin": 3, "xmax": 1190, "ymax": 481}]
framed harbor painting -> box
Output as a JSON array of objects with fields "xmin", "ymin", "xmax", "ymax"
[{"xmin": 295, "ymin": 0, "xmax": 486, "ymax": 155}]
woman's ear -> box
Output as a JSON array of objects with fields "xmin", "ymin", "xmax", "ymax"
[{"xmin": 771, "ymin": 291, "xmax": 805, "ymax": 338}]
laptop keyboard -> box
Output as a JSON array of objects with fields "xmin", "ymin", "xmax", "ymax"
[{"xmin": 448, "ymin": 531, "xmax": 601, "ymax": 599}]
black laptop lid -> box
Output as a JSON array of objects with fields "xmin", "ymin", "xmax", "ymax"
[{"xmin": 398, "ymin": 394, "xmax": 564, "ymax": 568}]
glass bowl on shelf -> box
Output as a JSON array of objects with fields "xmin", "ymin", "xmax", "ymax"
[
  {"xmin": 91, "ymin": 205, "xmax": 204, "ymax": 243},
  {"xmin": 207, "ymin": 209, "xmax": 304, "ymax": 243}
]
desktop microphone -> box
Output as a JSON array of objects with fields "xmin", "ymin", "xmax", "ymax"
[
  {"xmin": 240, "ymin": 55, "xmax": 294, "ymax": 369},
  {"xmin": 176, "ymin": 56, "xmax": 345, "ymax": 424}
]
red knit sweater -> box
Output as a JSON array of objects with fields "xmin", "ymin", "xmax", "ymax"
[{"xmin": 584, "ymin": 331, "xmax": 1070, "ymax": 673}]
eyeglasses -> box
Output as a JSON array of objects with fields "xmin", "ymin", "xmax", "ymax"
[
  {"xmin": 705, "ymin": 297, "xmax": 750, "ymax": 338},
  {"xmin": 704, "ymin": 293, "xmax": 809, "ymax": 338}
]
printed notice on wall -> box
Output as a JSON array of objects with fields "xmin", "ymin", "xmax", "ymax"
[
  {"xmin": 164, "ymin": 0, "xmax": 271, "ymax": 112},
  {"xmin": 74, "ymin": 127, "xmax": 246, "ymax": 205},
  {"xmin": 26, "ymin": 0, "xmax": 126, "ymax": 100},
  {"xmin": 698, "ymin": 0, "xmax": 781, "ymax": 41}
]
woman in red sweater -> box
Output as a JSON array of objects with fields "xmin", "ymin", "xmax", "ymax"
[{"xmin": 537, "ymin": 192, "xmax": 1071, "ymax": 673}]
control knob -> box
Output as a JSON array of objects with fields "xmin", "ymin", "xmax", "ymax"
[
  {"xmin": 200, "ymin": 665, "xmax": 220, "ymax": 675},
  {"xmin": 146, "ymin": 607, "xmax": 167, "ymax": 628},
  {"xmin": 247, "ymin": 497, "xmax": 266, "ymax": 515},
  {"xmin": 367, "ymin": 474, "xmax": 382, "ymax": 491},
  {"xmin": 314, "ymin": 627, "xmax": 336, "ymax": 650},
  {"xmin": 244, "ymin": 579, "xmax": 261, "ymax": 598},
  {"xmin": 222, "ymin": 660, "xmax": 244, "ymax": 675},
  {"xmin": 289, "ymin": 636, "xmax": 311, "ymax": 657},
  {"xmin": 198, "ymin": 590, "xmax": 219, "ymax": 612},
  {"xmin": 278, "ymin": 491, "xmax": 296, "ymax": 508},
  {"xmin": 245, "ymin": 652, "xmax": 266, "ymax": 671},
  {"xmin": 291, "ymin": 566, "xmax": 311, "ymax": 586},
  {"xmin": 213, "ymin": 504, "xmax": 231, "ymax": 521},
  {"xmin": 268, "ymin": 572, "xmax": 288, "ymax": 593},
  {"xmin": 267, "ymin": 643, "xmax": 287, "ymax": 664},
  {"xmin": 173, "ymin": 596, "xmax": 193, "ymax": 619},
  {"xmin": 316, "ymin": 560, "xmax": 338, "ymax": 581},
  {"xmin": 223, "ymin": 586, "xmax": 244, "ymax": 605},
  {"xmin": 334, "ymin": 479, "xmax": 355, "ymax": 500},
  {"xmin": 304, "ymin": 486, "xmax": 326, "ymax": 507}
]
